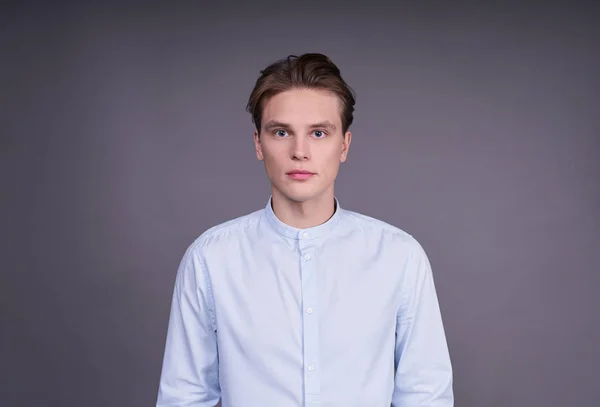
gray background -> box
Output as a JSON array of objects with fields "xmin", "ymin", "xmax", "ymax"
[{"xmin": 2, "ymin": 1, "xmax": 599, "ymax": 406}]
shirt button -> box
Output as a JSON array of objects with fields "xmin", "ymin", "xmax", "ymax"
[
  {"xmin": 307, "ymin": 364, "xmax": 315, "ymax": 371},
  {"xmin": 304, "ymin": 254, "xmax": 311, "ymax": 261},
  {"xmin": 302, "ymin": 232, "xmax": 309, "ymax": 238},
  {"xmin": 306, "ymin": 307, "xmax": 313, "ymax": 314}
]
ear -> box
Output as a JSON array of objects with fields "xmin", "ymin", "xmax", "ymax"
[
  {"xmin": 340, "ymin": 131, "xmax": 352, "ymax": 163},
  {"xmin": 254, "ymin": 129, "xmax": 264, "ymax": 161}
]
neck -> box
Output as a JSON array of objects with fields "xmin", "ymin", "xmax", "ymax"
[{"xmin": 271, "ymin": 189, "xmax": 336, "ymax": 229}]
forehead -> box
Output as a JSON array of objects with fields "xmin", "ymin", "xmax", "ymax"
[{"xmin": 262, "ymin": 88, "xmax": 342, "ymax": 127}]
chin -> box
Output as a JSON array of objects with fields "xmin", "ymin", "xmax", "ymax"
[
  {"xmin": 275, "ymin": 185, "xmax": 325, "ymax": 204},
  {"xmin": 281, "ymin": 192, "xmax": 315, "ymax": 203}
]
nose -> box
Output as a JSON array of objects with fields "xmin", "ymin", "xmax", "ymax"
[{"xmin": 292, "ymin": 135, "xmax": 310, "ymax": 161}]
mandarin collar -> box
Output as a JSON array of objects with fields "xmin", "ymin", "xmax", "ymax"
[{"xmin": 264, "ymin": 196, "xmax": 343, "ymax": 240}]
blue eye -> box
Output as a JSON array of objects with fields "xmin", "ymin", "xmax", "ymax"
[
  {"xmin": 275, "ymin": 129, "xmax": 288, "ymax": 137},
  {"xmin": 313, "ymin": 130, "xmax": 326, "ymax": 138}
]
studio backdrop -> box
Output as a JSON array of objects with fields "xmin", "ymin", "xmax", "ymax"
[{"xmin": 1, "ymin": 2, "xmax": 599, "ymax": 406}]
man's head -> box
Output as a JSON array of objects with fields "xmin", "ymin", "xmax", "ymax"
[{"xmin": 246, "ymin": 53, "xmax": 356, "ymax": 205}]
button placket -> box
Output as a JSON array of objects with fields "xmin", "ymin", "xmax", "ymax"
[{"xmin": 299, "ymin": 236, "xmax": 320, "ymax": 400}]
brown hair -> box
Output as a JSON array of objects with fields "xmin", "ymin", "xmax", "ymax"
[{"xmin": 246, "ymin": 53, "xmax": 356, "ymax": 135}]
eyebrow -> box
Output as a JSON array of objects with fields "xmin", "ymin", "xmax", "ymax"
[{"xmin": 263, "ymin": 120, "xmax": 337, "ymax": 132}]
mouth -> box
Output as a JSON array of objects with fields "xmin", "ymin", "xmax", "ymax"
[{"xmin": 286, "ymin": 170, "xmax": 315, "ymax": 180}]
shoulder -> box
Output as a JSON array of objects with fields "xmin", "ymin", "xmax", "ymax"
[
  {"xmin": 342, "ymin": 208, "xmax": 418, "ymax": 242},
  {"xmin": 340, "ymin": 208, "xmax": 428, "ymax": 257},
  {"xmin": 186, "ymin": 208, "xmax": 263, "ymax": 254}
]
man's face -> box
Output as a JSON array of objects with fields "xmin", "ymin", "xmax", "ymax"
[{"xmin": 254, "ymin": 88, "xmax": 352, "ymax": 205}]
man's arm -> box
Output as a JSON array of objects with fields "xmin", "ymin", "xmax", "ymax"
[
  {"xmin": 156, "ymin": 243, "xmax": 220, "ymax": 407},
  {"xmin": 392, "ymin": 241, "xmax": 454, "ymax": 407}
]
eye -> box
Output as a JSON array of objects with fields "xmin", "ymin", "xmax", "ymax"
[
  {"xmin": 274, "ymin": 129, "xmax": 288, "ymax": 137},
  {"xmin": 313, "ymin": 130, "xmax": 327, "ymax": 138}
]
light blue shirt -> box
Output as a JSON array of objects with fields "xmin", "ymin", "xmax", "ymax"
[{"xmin": 156, "ymin": 197, "xmax": 453, "ymax": 407}]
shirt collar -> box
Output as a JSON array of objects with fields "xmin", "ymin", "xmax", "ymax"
[{"xmin": 264, "ymin": 196, "xmax": 343, "ymax": 241}]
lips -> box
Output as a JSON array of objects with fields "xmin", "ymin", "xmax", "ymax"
[{"xmin": 287, "ymin": 170, "xmax": 314, "ymax": 180}]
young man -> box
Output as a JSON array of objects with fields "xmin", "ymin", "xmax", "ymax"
[{"xmin": 156, "ymin": 53, "xmax": 454, "ymax": 407}]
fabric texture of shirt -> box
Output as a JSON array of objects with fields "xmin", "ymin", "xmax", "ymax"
[{"xmin": 156, "ymin": 197, "xmax": 454, "ymax": 407}]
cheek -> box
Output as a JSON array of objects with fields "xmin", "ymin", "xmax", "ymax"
[
  {"xmin": 264, "ymin": 142, "xmax": 291, "ymax": 164},
  {"xmin": 324, "ymin": 150, "xmax": 343, "ymax": 168},
  {"xmin": 262, "ymin": 151, "xmax": 284, "ymax": 175}
]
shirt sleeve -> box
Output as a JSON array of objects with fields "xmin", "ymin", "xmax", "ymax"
[
  {"xmin": 156, "ymin": 243, "xmax": 221, "ymax": 407},
  {"xmin": 392, "ymin": 240, "xmax": 454, "ymax": 407}
]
